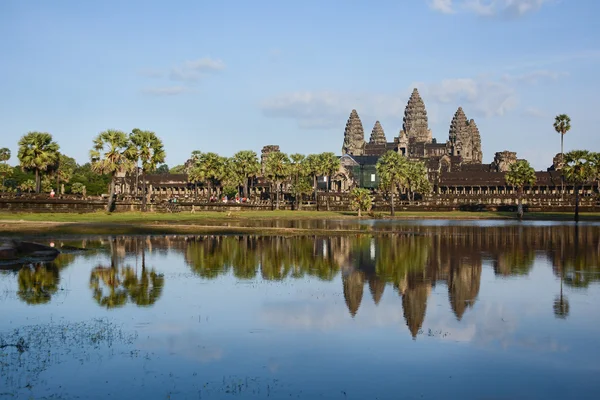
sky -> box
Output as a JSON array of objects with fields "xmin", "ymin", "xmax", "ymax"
[{"xmin": 1, "ymin": 0, "xmax": 599, "ymax": 170}]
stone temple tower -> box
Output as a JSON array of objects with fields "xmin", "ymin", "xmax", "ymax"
[
  {"xmin": 467, "ymin": 119, "xmax": 483, "ymax": 163},
  {"xmin": 369, "ymin": 121, "xmax": 387, "ymax": 145},
  {"xmin": 342, "ymin": 109, "xmax": 365, "ymax": 156},
  {"xmin": 449, "ymin": 107, "xmax": 483, "ymax": 164},
  {"xmin": 402, "ymin": 88, "xmax": 432, "ymax": 143}
]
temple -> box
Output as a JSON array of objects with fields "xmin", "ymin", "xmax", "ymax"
[{"xmin": 340, "ymin": 88, "xmax": 484, "ymax": 176}]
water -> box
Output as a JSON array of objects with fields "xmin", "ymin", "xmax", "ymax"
[{"xmin": 1, "ymin": 221, "xmax": 599, "ymax": 399}]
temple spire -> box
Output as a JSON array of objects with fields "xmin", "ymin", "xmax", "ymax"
[
  {"xmin": 449, "ymin": 107, "xmax": 469, "ymax": 158},
  {"xmin": 468, "ymin": 119, "xmax": 483, "ymax": 164},
  {"xmin": 402, "ymin": 88, "xmax": 432, "ymax": 143},
  {"xmin": 342, "ymin": 109, "xmax": 365, "ymax": 156},
  {"xmin": 369, "ymin": 121, "xmax": 387, "ymax": 145}
]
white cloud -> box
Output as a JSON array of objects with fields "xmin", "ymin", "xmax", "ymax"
[
  {"xmin": 413, "ymin": 77, "xmax": 518, "ymax": 118},
  {"xmin": 170, "ymin": 57, "xmax": 226, "ymax": 82},
  {"xmin": 429, "ymin": 0, "xmax": 455, "ymax": 14},
  {"xmin": 261, "ymin": 90, "xmax": 408, "ymax": 129},
  {"xmin": 261, "ymin": 68, "xmax": 567, "ymax": 128},
  {"xmin": 521, "ymin": 107, "xmax": 547, "ymax": 118},
  {"xmin": 429, "ymin": 0, "xmax": 551, "ymax": 17},
  {"xmin": 140, "ymin": 86, "xmax": 188, "ymax": 96},
  {"xmin": 502, "ymin": 70, "xmax": 568, "ymax": 84}
]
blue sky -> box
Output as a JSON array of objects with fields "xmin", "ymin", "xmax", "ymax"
[{"xmin": 1, "ymin": 0, "xmax": 598, "ymax": 169}]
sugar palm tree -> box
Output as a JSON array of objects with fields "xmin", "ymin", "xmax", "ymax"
[
  {"xmin": 289, "ymin": 153, "xmax": 307, "ymax": 210},
  {"xmin": 350, "ymin": 188, "xmax": 372, "ymax": 217},
  {"xmin": 304, "ymin": 154, "xmax": 322, "ymax": 210},
  {"xmin": 264, "ymin": 151, "xmax": 291, "ymax": 210},
  {"xmin": 405, "ymin": 160, "xmax": 431, "ymax": 202},
  {"xmin": 553, "ymin": 114, "xmax": 571, "ymax": 163},
  {"xmin": 505, "ymin": 160, "xmax": 537, "ymax": 220},
  {"xmin": 0, "ymin": 147, "xmax": 11, "ymax": 190},
  {"xmin": 17, "ymin": 132, "xmax": 60, "ymax": 193},
  {"xmin": 128, "ymin": 129, "xmax": 166, "ymax": 211},
  {"xmin": 554, "ymin": 114, "xmax": 571, "ymax": 195},
  {"xmin": 230, "ymin": 150, "xmax": 260, "ymax": 198},
  {"xmin": 319, "ymin": 152, "xmax": 341, "ymax": 211},
  {"xmin": 563, "ymin": 150, "xmax": 595, "ymax": 222},
  {"xmin": 90, "ymin": 129, "xmax": 135, "ymax": 212},
  {"xmin": 376, "ymin": 151, "xmax": 407, "ymax": 216},
  {"xmin": 188, "ymin": 152, "xmax": 226, "ymax": 198}
]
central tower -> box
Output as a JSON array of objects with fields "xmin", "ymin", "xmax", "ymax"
[{"xmin": 401, "ymin": 88, "xmax": 432, "ymax": 143}]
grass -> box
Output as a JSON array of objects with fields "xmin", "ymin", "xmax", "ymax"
[
  {"xmin": 0, "ymin": 210, "xmax": 598, "ymax": 237},
  {"xmin": 0, "ymin": 210, "xmax": 599, "ymax": 224}
]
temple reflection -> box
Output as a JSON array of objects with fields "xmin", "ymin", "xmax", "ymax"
[{"xmin": 6, "ymin": 224, "xmax": 599, "ymax": 338}]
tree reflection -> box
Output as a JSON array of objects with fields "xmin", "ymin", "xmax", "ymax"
[
  {"xmin": 89, "ymin": 237, "xmax": 165, "ymax": 309},
  {"xmin": 17, "ymin": 263, "xmax": 60, "ymax": 305}
]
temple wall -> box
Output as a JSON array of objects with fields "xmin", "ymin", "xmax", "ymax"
[{"xmin": 0, "ymin": 192, "xmax": 598, "ymax": 213}]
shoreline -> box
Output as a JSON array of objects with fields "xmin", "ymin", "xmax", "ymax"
[{"xmin": 0, "ymin": 210, "xmax": 598, "ymax": 236}]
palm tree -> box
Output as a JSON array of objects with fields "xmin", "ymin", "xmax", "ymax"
[
  {"xmin": 189, "ymin": 152, "xmax": 226, "ymax": 198},
  {"xmin": 319, "ymin": 152, "xmax": 341, "ymax": 211},
  {"xmin": 17, "ymin": 132, "xmax": 60, "ymax": 193},
  {"xmin": 350, "ymin": 188, "xmax": 372, "ymax": 217},
  {"xmin": 230, "ymin": 150, "xmax": 260, "ymax": 198},
  {"xmin": 0, "ymin": 147, "xmax": 11, "ymax": 190},
  {"xmin": 553, "ymin": 114, "xmax": 571, "ymax": 163},
  {"xmin": 554, "ymin": 114, "xmax": 571, "ymax": 195},
  {"xmin": 563, "ymin": 150, "xmax": 595, "ymax": 222},
  {"xmin": 305, "ymin": 154, "xmax": 322, "ymax": 210},
  {"xmin": 51, "ymin": 153, "xmax": 77, "ymax": 194},
  {"xmin": 90, "ymin": 129, "xmax": 135, "ymax": 212},
  {"xmin": 376, "ymin": 151, "xmax": 407, "ymax": 216},
  {"xmin": 405, "ymin": 160, "xmax": 431, "ymax": 202},
  {"xmin": 290, "ymin": 153, "xmax": 307, "ymax": 210},
  {"xmin": 264, "ymin": 152, "xmax": 291, "ymax": 210},
  {"xmin": 17, "ymin": 263, "xmax": 60, "ymax": 305},
  {"xmin": 505, "ymin": 160, "xmax": 537, "ymax": 220},
  {"xmin": 128, "ymin": 129, "xmax": 166, "ymax": 211}
]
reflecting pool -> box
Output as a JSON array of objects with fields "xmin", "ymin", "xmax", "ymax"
[{"xmin": 1, "ymin": 222, "xmax": 599, "ymax": 399}]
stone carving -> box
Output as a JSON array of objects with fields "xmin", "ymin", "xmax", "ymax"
[
  {"xmin": 468, "ymin": 119, "xmax": 483, "ymax": 164},
  {"xmin": 396, "ymin": 130, "xmax": 409, "ymax": 157},
  {"xmin": 369, "ymin": 121, "xmax": 387, "ymax": 145},
  {"xmin": 449, "ymin": 107, "xmax": 470, "ymax": 156},
  {"xmin": 552, "ymin": 153, "xmax": 564, "ymax": 170},
  {"xmin": 449, "ymin": 108, "xmax": 483, "ymax": 164},
  {"xmin": 402, "ymin": 88, "xmax": 432, "ymax": 143},
  {"xmin": 491, "ymin": 151, "xmax": 517, "ymax": 172},
  {"xmin": 342, "ymin": 109, "xmax": 365, "ymax": 156}
]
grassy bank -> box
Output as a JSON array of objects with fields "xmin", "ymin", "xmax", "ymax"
[{"xmin": 0, "ymin": 210, "xmax": 599, "ymax": 224}]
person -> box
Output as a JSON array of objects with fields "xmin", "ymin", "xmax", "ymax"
[{"xmin": 50, "ymin": 189, "xmax": 55, "ymax": 198}]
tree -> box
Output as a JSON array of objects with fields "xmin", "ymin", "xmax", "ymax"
[
  {"xmin": 230, "ymin": 150, "xmax": 260, "ymax": 198},
  {"xmin": 69, "ymin": 163, "xmax": 111, "ymax": 196},
  {"xmin": 0, "ymin": 147, "xmax": 11, "ymax": 190},
  {"xmin": 350, "ymin": 188, "xmax": 372, "ymax": 217},
  {"xmin": 17, "ymin": 132, "xmax": 60, "ymax": 193},
  {"xmin": 128, "ymin": 129, "xmax": 166, "ymax": 211},
  {"xmin": 170, "ymin": 164, "xmax": 186, "ymax": 174},
  {"xmin": 305, "ymin": 154, "xmax": 322, "ymax": 210},
  {"xmin": 188, "ymin": 152, "xmax": 226, "ymax": 198},
  {"xmin": 155, "ymin": 164, "xmax": 170, "ymax": 174},
  {"xmin": 505, "ymin": 160, "xmax": 537, "ymax": 220},
  {"xmin": 554, "ymin": 114, "xmax": 571, "ymax": 195},
  {"xmin": 19, "ymin": 179, "xmax": 35, "ymax": 193},
  {"xmin": 289, "ymin": 153, "xmax": 309, "ymax": 210},
  {"xmin": 71, "ymin": 182, "xmax": 86, "ymax": 195},
  {"xmin": 90, "ymin": 130, "xmax": 135, "ymax": 212},
  {"xmin": 553, "ymin": 114, "xmax": 571, "ymax": 164},
  {"xmin": 376, "ymin": 151, "xmax": 407, "ymax": 216},
  {"xmin": 405, "ymin": 160, "xmax": 431, "ymax": 202},
  {"xmin": 563, "ymin": 150, "xmax": 595, "ymax": 222},
  {"xmin": 51, "ymin": 154, "xmax": 77, "ymax": 194},
  {"xmin": 264, "ymin": 152, "xmax": 291, "ymax": 210},
  {"xmin": 319, "ymin": 152, "xmax": 341, "ymax": 211}
]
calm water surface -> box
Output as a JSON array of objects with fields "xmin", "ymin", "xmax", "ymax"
[{"xmin": 1, "ymin": 221, "xmax": 600, "ymax": 399}]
